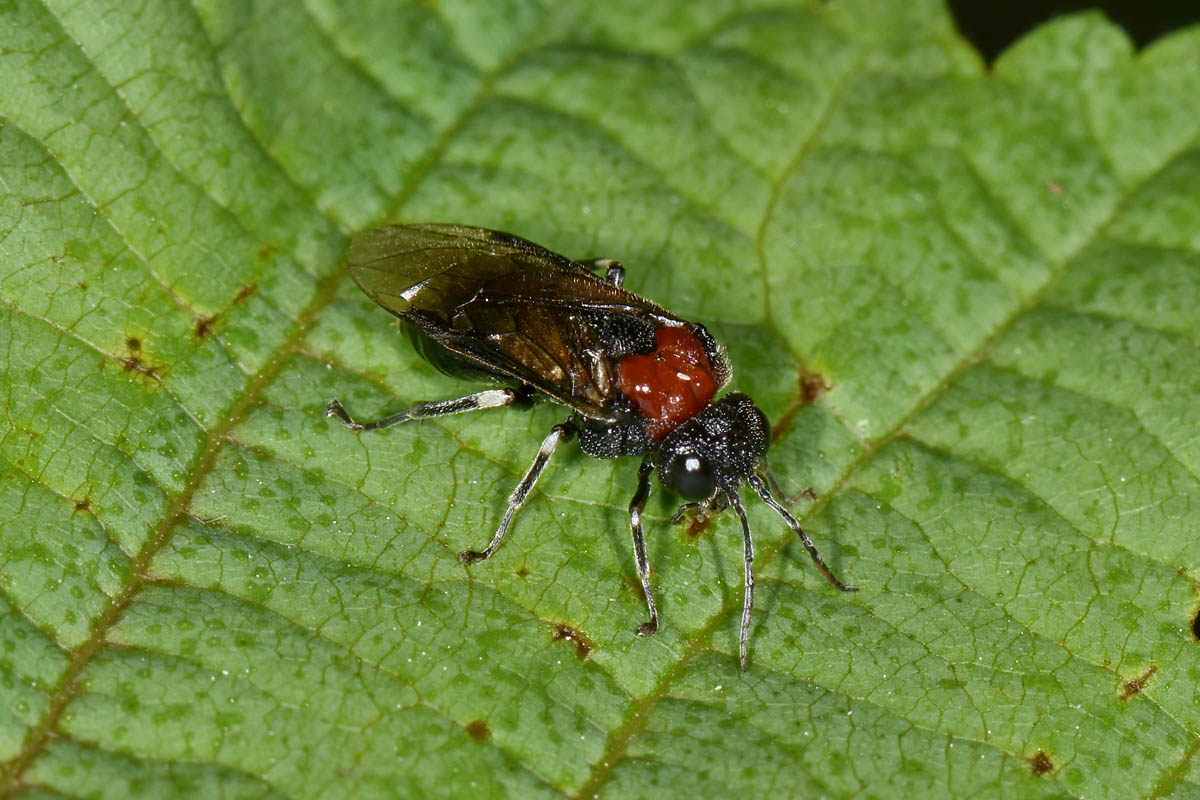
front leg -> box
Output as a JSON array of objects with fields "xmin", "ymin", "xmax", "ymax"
[
  {"xmin": 669, "ymin": 493, "xmax": 729, "ymax": 525},
  {"xmin": 669, "ymin": 501, "xmax": 705, "ymax": 526},
  {"xmin": 628, "ymin": 457, "xmax": 660, "ymax": 636}
]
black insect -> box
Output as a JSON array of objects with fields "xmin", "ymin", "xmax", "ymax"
[{"xmin": 327, "ymin": 223, "xmax": 855, "ymax": 670}]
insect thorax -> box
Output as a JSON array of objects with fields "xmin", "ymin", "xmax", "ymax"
[{"xmin": 577, "ymin": 408, "xmax": 654, "ymax": 459}]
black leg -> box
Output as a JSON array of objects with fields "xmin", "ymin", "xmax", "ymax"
[
  {"xmin": 585, "ymin": 258, "xmax": 625, "ymax": 288},
  {"xmin": 628, "ymin": 457, "xmax": 660, "ymax": 636},
  {"xmin": 326, "ymin": 388, "xmax": 519, "ymax": 432},
  {"xmin": 727, "ymin": 490, "xmax": 755, "ymax": 671},
  {"xmin": 669, "ymin": 493, "xmax": 728, "ymax": 525},
  {"xmin": 459, "ymin": 420, "xmax": 577, "ymax": 564},
  {"xmin": 748, "ymin": 474, "xmax": 856, "ymax": 593}
]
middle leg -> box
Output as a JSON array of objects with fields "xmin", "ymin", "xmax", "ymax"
[{"xmin": 628, "ymin": 457, "xmax": 660, "ymax": 636}]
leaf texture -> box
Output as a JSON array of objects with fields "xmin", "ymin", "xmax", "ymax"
[{"xmin": 1, "ymin": 2, "xmax": 1199, "ymax": 798}]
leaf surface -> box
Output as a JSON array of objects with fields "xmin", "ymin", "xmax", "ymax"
[{"xmin": 2, "ymin": 2, "xmax": 1199, "ymax": 798}]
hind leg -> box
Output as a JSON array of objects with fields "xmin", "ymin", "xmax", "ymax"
[{"xmin": 326, "ymin": 388, "xmax": 522, "ymax": 432}]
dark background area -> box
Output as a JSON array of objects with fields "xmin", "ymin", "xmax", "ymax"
[{"xmin": 949, "ymin": 0, "xmax": 1200, "ymax": 62}]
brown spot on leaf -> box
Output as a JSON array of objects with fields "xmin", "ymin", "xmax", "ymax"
[
  {"xmin": 73, "ymin": 498, "xmax": 93, "ymax": 513},
  {"xmin": 125, "ymin": 337, "xmax": 141, "ymax": 351},
  {"xmin": 670, "ymin": 503, "xmax": 713, "ymax": 539},
  {"xmin": 1030, "ymin": 751, "xmax": 1054, "ymax": 776},
  {"xmin": 233, "ymin": 282, "xmax": 258, "ymax": 304},
  {"xmin": 770, "ymin": 369, "xmax": 833, "ymax": 444},
  {"xmin": 77, "ymin": 281, "xmax": 88, "ymax": 290},
  {"xmin": 120, "ymin": 355, "xmax": 163, "ymax": 384},
  {"xmin": 465, "ymin": 720, "xmax": 490, "ymax": 742},
  {"xmin": 194, "ymin": 315, "xmax": 217, "ymax": 339},
  {"xmin": 552, "ymin": 624, "xmax": 595, "ymax": 659},
  {"xmin": 1119, "ymin": 664, "xmax": 1159, "ymax": 700},
  {"xmin": 687, "ymin": 515, "xmax": 712, "ymax": 539},
  {"xmin": 191, "ymin": 283, "xmax": 255, "ymax": 340},
  {"xmin": 801, "ymin": 370, "xmax": 831, "ymax": 402},
  {"xmin": 1192, "ymin": 607, "xmax": 1200, "ymax": 641},
  {"xmin": 515, "ymin": 565, "xmax": 530, "ymax": 578},
  {"xmin": 257, "ymin": 244, "xmax": 276, "ymax": 261}
]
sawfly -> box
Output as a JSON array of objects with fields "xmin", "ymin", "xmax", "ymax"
[{"xmin": 327, "ymin": 223, "xmax": 855, "ymax": 670}]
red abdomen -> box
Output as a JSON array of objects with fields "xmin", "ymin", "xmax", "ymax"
[{"xmin": 617, "ymin": 326, "xmax": 717, "ymax": 440}]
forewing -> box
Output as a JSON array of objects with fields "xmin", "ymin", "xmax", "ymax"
[
  {"xmin": 347, "ymin": 223, "xmax": 575, "ymax": 318},
  {"xmin": 346, "ymin": 224, "xmax": 673, "ymax": 419}
]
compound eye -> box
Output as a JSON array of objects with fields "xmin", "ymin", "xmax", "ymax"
[{"xmin": 668, "ymin": 454, "xmax": 716, "ymax": 501}]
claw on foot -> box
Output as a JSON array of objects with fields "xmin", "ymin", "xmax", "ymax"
[
  {"xmin": 459, "ymin": 549, "xmax": 488, "ymax": 565},
  {"xmin": 325, "ymin": 399, "xmax": 364, "ymax": 431}
]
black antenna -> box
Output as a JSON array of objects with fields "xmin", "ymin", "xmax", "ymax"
[{"xmin": 747, "ymin": 474, "xmax": 857, "ymax": 593}]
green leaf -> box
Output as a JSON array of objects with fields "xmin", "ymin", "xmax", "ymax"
[{"xmin": 2, "ymin": 1, "xmax": 1198, "ymax": 797}]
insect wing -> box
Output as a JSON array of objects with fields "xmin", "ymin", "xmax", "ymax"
[
  {"xmin": 347, "ymin": 224, "xmax": 672, "ymax": 419},
  {"xmin": 347, "ymin": 223, "xmax": 573, "ymax": 316}
]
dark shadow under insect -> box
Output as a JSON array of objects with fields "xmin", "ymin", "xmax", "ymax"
[{"xmin": 327, "ymin": 223, "xmax": 856, "ymax": 671}]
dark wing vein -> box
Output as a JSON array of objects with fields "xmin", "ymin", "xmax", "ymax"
[{"xmin": 347, "ymin": 224, "xmax": 675, "ymax": 419}]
